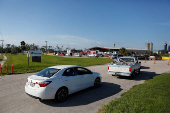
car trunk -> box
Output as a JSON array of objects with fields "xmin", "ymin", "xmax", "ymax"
[
  {"xmin": 27, "ymin": 75, "xmax": 49, "ymax": 90},
  {"xmin": 108, "ymin": 64, "xmax": 131, "ymax": 73}
]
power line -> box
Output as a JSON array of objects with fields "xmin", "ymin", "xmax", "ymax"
[
  {"xmin": 0, "ymin": 28, "xmax": 4, "ymax": 40},
  {"xmin": 45, "ymin": 41, "xmax": 47, "ymax": 55},
  {"xmin": 0, "ymin": 28, "xmax": 4, "ymax": 54}
]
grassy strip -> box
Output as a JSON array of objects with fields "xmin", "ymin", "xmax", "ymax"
[
  {"xmin": 0, "ymin": 55, "xmax": 4, "ymax": 62},
  {"xmin": 2, "ymin": 54, "xmax": 112, "ymax": 74},
  {"xmin": 99, "ymin": 73, "xmax": 170, "ymax": 113}
]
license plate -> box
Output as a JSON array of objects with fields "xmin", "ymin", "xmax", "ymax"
[
  {"xmin": 108, "ymin": 72, "xmax": 115, "ymax": 74},
  {"xmin": 30, "ymin": 83, "xmax": 35, "ymax": 87},
  {"xmin": 116, "ymin": 73, "xmax": 120, "ymax": 75}
]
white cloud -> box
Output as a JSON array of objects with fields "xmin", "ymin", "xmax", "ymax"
[
  {"xmin": 158, "ymin": 22, "xmax": 170, "ymax": 26},
  {"xmin": 0, "ymin": 36, "xmax": 20, "ymax": 46},
  {"xmin": 53, "ymin": 35, "xmax": 102, "ymax": 49},
  {"xmin": 0, "ymin": 35, "xmax": 103, "ymax": 50},
  {"xmin": 0, "ymin": 36, "xmax": 45, "ymax": 48}
]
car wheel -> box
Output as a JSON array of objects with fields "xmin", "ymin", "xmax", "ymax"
[
  {"xmin": 94, "ymin": 78, "xmax": 100, "ymax": 88},
  {"xmin": 39, "ymin": 98, "xmax": 43, "ymax": 102},
  {"xmin": 137, "ymin": 68, "xmax": 140, "ymax": 74},
  {"xmin": 55, "ymin": 88, "xmax": 68, "ymax": 102},
  {"xmin": 131, "ymin": 71, "xmax": 136, "ymax": 78}
]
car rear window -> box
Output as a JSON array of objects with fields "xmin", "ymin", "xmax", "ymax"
[
  {"xmin": 120, "ymin": 58, "xmax": 134, "ymax": 62},
  {"xmin": 36, "ymin": 68, "xmax": 60, "ymax": 78}
]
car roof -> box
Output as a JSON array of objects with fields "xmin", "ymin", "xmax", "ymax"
[{"xmin": 48, "ymin": 65, "xmax": 81, "ymax": 69}]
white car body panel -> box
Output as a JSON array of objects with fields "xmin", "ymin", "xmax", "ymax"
[
  {"xmin": 62, "ymin": 75, "xmax": 82, "ymax": 93},
  {"xmin": 81, "ymin": 74, "xmax": 94, "ymax": 88}
]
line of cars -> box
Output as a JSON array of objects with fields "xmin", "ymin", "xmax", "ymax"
[
  {"xmin": 135, "ymin": 54, "xmax": 162, "ymax": 60},
  {"xmin": 25, "ymin": 56, "xmax": 140, "ymax": 102},
  {"xmin": 25, "ymin": 53, "xmax": 162, "ymax": 102},
  {"xmin": 55, "ymin": 52, "xmax": 105, "ymax": 58}
]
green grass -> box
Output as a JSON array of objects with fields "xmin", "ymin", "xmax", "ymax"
[
  {"xmin": 2, "ymin": 54, "xmax": 112, "ymax": 74},
  {"xmin": 99, "ymin": 73, "xmax": 170, "ymax": 113},
  {"xmin": 0, "ymin": 55, "xmax": 4, "ymax": 62}
]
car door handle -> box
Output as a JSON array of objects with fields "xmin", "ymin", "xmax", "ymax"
[{"xmin": 65, "ymin": 79, "xmax": 68, "ymax": 81}]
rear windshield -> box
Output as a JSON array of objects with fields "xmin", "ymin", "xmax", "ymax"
[
  {"xmin": 120, "ymin": 58, "xmax": 134, "ymax": 62},
  {"xmin": 36, "ymin": 68, "xmax": 60, "ymax": 78}
]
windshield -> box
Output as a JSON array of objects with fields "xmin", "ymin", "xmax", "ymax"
[
  {"xmin": 120, "ymin": 58, "xmax": 134, "ymax": 62},
  {"xmin": 35, "ymin": 68, "xmax": 60, "ymax": 78}
]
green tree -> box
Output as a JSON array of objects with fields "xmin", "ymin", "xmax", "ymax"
[
  {"xmin": 144, "ymin": 51, "xmax": 149, "ymax": 55},
  {"xmin": 20, "ymin": 41, "xmax": 26, "ymax": 51},
  {"xmin": 5, "ymin": 44, "xmax": 11, "ymax": 53},
  {"xmin": 118, "ymin": 47, "xmax": 127, "ymax": 55},
  {"xmin": 124, "ymin": 51, "xmax": 132, "ymax": 56}
]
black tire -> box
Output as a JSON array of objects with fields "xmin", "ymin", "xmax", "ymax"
[
  {"xmin": 112, "ymin": 74, "xmax": 115, "ymax": 76},
  {"xmin": 55, "ymin": 88, "xmax": 68, "ymax": 102},
  {"xmin": 39, "ymin": 98, "xmax": 43, "ymax": 102},
  {"xmin": 94, "ymin": 78, "xmax": 100, "ymax": 88},
  {"xmin": 131, "ymin": 71, "xmax": 136, "ymax": 78},
  {"xmin": 137, "ymin": 68, "xmax": 140, "ymax": 74}
]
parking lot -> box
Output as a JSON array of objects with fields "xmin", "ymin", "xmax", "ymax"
[{"xmin": 0, "ymin": 60, "xmax": 170, "ymax": 113}]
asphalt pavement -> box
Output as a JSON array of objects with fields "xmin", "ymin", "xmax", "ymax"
[{"xmin": 0, "ymin": 59, "xmax": 170, "ymax": 113}]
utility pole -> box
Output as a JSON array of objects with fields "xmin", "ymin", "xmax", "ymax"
[
  {"xmin": 45, "ymin": 41, "xmax": 47, "ymax": 55},
  {"xmin": 0, "ymin": 40, "xmax": 4, "ymax": 54}
]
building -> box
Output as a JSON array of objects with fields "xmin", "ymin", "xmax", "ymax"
[
  {"xmin": 164, "ymin": 42, "xmax": 167, "ymax": 51},
  {"xmin": 87, "ymin": 40, "xmax": 154, "ymax": 55},
  {"xmin": 145, "ymin": 40, "xmax": 153, "ymax": 51},
  {"xmin": 86, "ymin": 46, "xmax": 152, "ymax": 55}
]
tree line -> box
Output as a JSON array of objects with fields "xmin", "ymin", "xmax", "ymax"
[
  {"xmin": 1, "ymin": 41, "xmax": 83, "ymax": 54},
  {"xmin": 0, "ymin": 41, "xmax": 40, "ymax": 53}
]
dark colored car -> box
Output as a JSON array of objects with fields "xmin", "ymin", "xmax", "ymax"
[
  {"xmin": 11, "ymin": 52, "xmax": 17, "ymax": 55},
  {"xmin": 143, "ymin": 55, "xmax": 149, "ymax": 60}
]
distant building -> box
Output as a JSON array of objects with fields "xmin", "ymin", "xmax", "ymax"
[
  {"xmin": 87, "ymin": 46, "xmax": 152, "ymax": 55},
  {"xmin": 164, "ymin": 42, "xmax": 167, "ymax": 51},
  {"xmin": 168, "ymin": 45, "xmax": 170, "ymax": 52},
  {"xmin": 87, "ymin": 40, "xmax": 154, "ymax": 55},
  {"xmin": 145, "ymin": 39, "xmax": 153, "ymax": 51}
]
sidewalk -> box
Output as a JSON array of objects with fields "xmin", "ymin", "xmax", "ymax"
[
  {"xmin": 0, "ymin": 55, "xmax": 7, "ymax": 78},
  {"xmin": 0, "ymin": 55, "xmax": 7, "ymax": 66}
]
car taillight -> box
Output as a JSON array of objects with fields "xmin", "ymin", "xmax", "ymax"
[
  {"xmin": 129, "ymin": 68, "xmax": 132, "ymax": 72},
  {"xmin": 27, "ymin": 79, "xmax": 28, "ymax": 82},
  {"xmin": 108, "ymin": 66, "xmax": 109, "ymax": 70},
  {"xmin": 36, "ymin": 81, "xmax": 52, "ymax": 87}
]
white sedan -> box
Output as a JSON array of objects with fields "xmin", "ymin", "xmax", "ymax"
[
  {"xmin": 25, "ymin": 65, "xmax": 101, "ymax": 102},
  {"xmin": 74, "ymin": 53, "xmax": 82, "ymax": 57}
]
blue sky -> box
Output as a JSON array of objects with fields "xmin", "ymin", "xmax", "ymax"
[{"xmin": 0, "ymin": 0, "xmax": 170, "ymax": 50}]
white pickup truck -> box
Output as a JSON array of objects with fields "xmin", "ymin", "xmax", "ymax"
[{"xmin": 107, "ymin": 57, "xmax": 141, "ymax": 78}]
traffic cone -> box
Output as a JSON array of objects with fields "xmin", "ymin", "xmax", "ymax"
[
  {"xmin": 6, "ymin": 63, "xmax": 8, "ymax": 74},
  {"xmin": 154, "ymin": 57, "xmax": 156, "ymax": 64},
  {"xmin": 11, "ymin": 63, "xmax": 13, "ymax": 73},
  {"xmin": 0, "ymin": 64, "xmax": 2, "ymax": 74}
]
